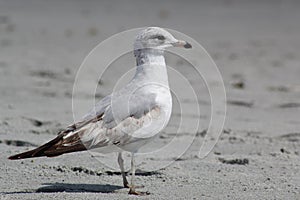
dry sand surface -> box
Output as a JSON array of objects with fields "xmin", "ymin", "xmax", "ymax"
[{"xmin": 0, "ymin": 0, "xmax": 299, "ymax": 199}]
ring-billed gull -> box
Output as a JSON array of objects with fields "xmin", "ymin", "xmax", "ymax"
[{"xmin": 9, "ymin": 27, "xmax": 192, "ymax": 195}]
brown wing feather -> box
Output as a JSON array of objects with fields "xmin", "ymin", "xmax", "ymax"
[
  {"xmin": 8, "ymin": 131, "xmax": 86, "ymax": 160},
  {"xmin": 8, "ymin": 114, "xmax": 103, "ymax": 160}
]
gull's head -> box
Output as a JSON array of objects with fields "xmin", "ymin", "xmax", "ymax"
[{"xmin": 134, "ymin": 27, "xmax": 192, "ymax": 52}]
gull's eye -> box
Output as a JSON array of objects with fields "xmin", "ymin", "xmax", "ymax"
[
  {"xmin": 150, "ymin": 35, "xmax": 165, "ymax": 40},
  {"xmin": 156, "ymin": 35, "xmax": 165, "ymax": 40}
]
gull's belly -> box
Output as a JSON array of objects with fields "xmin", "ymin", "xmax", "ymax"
[
  {"xmin": 120, "ymin": 105, "xmax": 171, "ymax": 152},
  {"xmin": 120, "ymin": 87, "xmax": 172, "ymax": 152}
]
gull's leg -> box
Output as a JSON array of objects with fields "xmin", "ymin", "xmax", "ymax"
[
  {"xmin": 128, "ymin": 153, "xmax": 148, "ymax": 195},
  {"xmin": 128, "ymin": 153, "xmax": 137, "ymax": 194},
  {"xmin": 118, "ymin": 152, "xmax": 129, "ymax": 188}
]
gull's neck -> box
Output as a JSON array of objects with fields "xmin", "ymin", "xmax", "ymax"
[
  {"xmin": 134, "ymin": 48, "xmax": 165, "ymax": 66},
  {"xmin": 133, "ymin": 48, "xmax": 169, "ymax": 85}
]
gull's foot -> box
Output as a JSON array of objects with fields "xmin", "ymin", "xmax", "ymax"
[
  {"xmin": 126, "ymin": 184, "xmax": 144, "ymax": 189},
  {"xmin": 128, "ymin": 188, "xmax": 150, "ymax": 195}
]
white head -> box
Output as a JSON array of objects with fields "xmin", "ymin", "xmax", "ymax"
[{"xmin": 134, "ymin": 27, "xmax": 192, "ymax": 53}]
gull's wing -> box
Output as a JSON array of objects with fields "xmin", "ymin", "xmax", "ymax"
[{"xmin": 8, "ymin": 87, "xmax": 159, "ymax": 160}]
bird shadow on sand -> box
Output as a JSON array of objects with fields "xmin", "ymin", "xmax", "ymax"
[
  {"xmin": 37, "ymin": 183, "xmax": 124, "ymax": 193},
  {"xmin": 4, "ymin": 183, "xmax": 124, "ymax": 194}
]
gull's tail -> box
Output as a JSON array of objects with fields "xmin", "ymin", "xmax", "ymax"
[{"xmin": 8, "ymin": 132, "xmax": 87, "ymax": 160}]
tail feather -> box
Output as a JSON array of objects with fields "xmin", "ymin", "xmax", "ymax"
[
  {"xmin": 8, "ymin": 115, "xmax": 104, "ymax": 160},
  {"xmin": 8, "ymin": 134, "xmax": 87, "ymax": 160},
  {"xmin": 8, "ymin": 147, "xmax": 47, "ymax": 160}
]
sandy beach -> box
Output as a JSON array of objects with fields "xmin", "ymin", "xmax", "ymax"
[{"xmin": 0, "ymin": 0, "xmax": 299, "ymax": 199}]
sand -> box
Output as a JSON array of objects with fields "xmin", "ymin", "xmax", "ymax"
[{"xmin": 0, "ymin": 0, "xmax": 299, "ymax": 199}]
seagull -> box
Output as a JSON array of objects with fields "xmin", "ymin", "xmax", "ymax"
[{"xmin": 8, "ymin": 27, "xmax": 192, "ymax": 195}]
